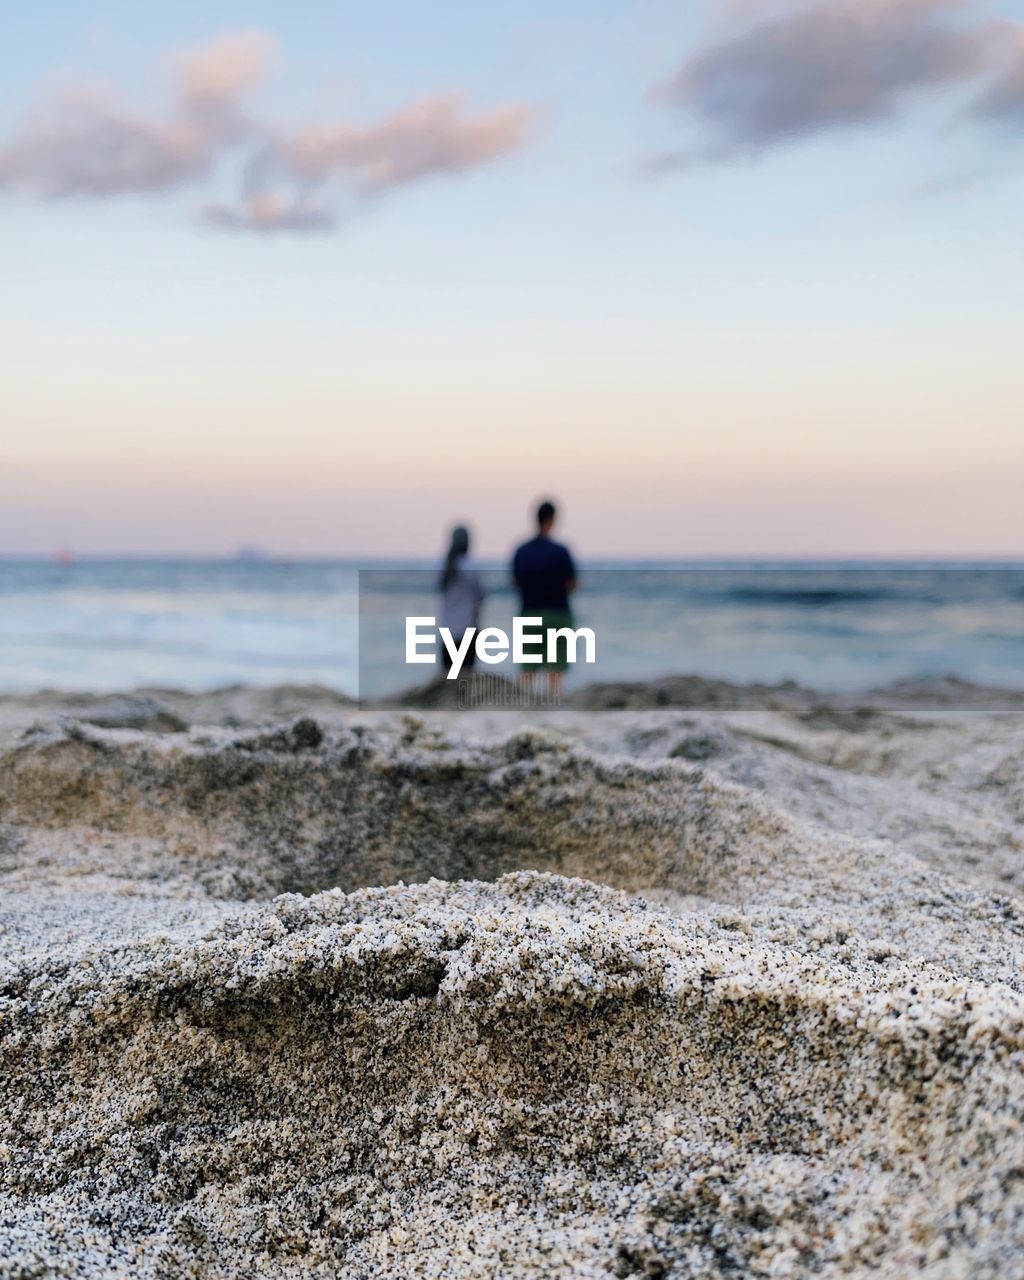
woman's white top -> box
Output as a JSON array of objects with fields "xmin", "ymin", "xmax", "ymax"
[{"xmin": 440, "ymin": 557, "xmax": 485, "ymax": 638}]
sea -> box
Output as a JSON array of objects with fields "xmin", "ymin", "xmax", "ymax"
[{"xmin": 1, "ymin": 558, "xmax": 1022, "ymax": 698}]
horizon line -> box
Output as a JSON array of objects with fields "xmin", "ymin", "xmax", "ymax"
[{"xmin": 3, "ymin": 552, "xmax": 1024, "ymax": 565}]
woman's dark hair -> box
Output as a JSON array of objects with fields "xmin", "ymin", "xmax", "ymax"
[{"xmin": 439, "ymin": 525, "xmax": 470, "ymax": 591}]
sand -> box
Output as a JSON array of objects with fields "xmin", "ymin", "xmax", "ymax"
[{"xmin": 1, "ymin": 680, "xmax": 1023, "ymax": 1277}]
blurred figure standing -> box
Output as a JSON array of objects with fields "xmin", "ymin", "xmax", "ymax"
[
  {"xmin": 438, "ymin": 525, "xmax": 484, "ymax": 675},
  {"xmin": 511, "ymin": 499, "xmax": 577, "ymax": 696}
]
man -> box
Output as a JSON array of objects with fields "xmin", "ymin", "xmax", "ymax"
[{"xmin": 511, "ymin": 499, "xmax": 578, "ymax": 696}]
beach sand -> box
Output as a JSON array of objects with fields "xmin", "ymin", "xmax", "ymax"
[{"xmin": 1, "ymin": 680, "xmax": 1023, "ymax": 1277}]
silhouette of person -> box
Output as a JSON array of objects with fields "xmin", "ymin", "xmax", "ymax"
[
  {"xmin": 438, "ymin": 525, "xmax": 484, "ymax": 675},
  {"xmin": 511, "ymin": 499, "xmax": 577, "ymax": 696}
]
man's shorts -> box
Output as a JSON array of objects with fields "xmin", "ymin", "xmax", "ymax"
[{"xmin": 519, "ymin": 610, "xmax": 574, "ymax": 672}]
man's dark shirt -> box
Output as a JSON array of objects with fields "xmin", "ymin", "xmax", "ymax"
[{"xmin": 512, "ymin": 535, "xmax": 577, "ymax": 612}]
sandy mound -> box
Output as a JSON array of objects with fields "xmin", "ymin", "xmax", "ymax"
[
  {"xmin": 2, "ymin": 688, "xmax": 1024, "ymax": 1276},
  {"xmin": 5, "ymin": 872, "xmax": 1024, "ymax": 1278}
]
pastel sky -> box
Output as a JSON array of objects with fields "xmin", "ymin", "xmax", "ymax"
[{"xmin": 1, "ymin": 0, "xmax": 1022, "ymax": 557}]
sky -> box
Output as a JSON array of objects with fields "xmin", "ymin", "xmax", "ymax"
[{"xmin": 1, "ymin": 0, "xmax": 1022, "ymax": 558}]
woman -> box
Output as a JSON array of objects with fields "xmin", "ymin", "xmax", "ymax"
[{"xmin": 437, "ymin": 525, "xmax": 484, "ymax": 675}]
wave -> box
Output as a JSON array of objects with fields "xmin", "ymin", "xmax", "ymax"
[{"xmin": 722, "ymin": 586, "xmax": 898, "ymax": 605}]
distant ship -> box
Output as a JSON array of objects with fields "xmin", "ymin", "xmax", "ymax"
[{"xmin": 233, "ymin": 546, "xmax": 270, "ymax": 562}]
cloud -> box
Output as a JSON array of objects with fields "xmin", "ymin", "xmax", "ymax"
[
  {"xmin": 0, "ymin": 32, "xmax": 272, "ymax": 199},
  {"xmin": 207, "ymin": 93, "xmax": 534, "ymax": 234},
  {"xmin": 652, "ymin": 0, "xmax": 1003, "ymax": 162},
  {"xmin": 172, "ymin": 31, "xmax": 278, "ymax": 108},
  {"xmin": 0, "ymin": 31, "xmax": 534, "ymax": 233},
  {"xmin": 202, "ymin": 190, "xmax": 336, "ymax": 233},
  {"xmin": 0, "ymin": 84, "xmax": 220, "ymax": 198},
  {"xmin": 273, "ymin": 95, "xmax": 533, "ymax": 192},
  {"xmin": 969, "ymin": 27, "xmax": 1024, "ymax": 123}
]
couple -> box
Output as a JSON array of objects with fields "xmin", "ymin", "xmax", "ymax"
[{"xmin": 438, "ymin": 499, "xmax": 578, "ymax": 693}]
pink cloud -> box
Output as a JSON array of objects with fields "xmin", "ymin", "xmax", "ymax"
[
  {"xmin": 0, "ymin": 31, "xmax": 535, "ymax": 233},
  {"xmin": 280, "ymin": 95, "xmax": 534, "ymax": 191},
  {"xmin": 172, "ymin": 30, "xmax": 278, "ymax": 108}
]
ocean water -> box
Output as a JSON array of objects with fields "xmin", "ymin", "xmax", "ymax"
[{"xmin": 1, "ymin": 558, "xmax": 1022, "ymax": 697}]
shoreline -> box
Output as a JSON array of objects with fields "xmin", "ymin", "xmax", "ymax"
[{"xmin": 2, "ymin": 668, "xmax": 1023, "ymax": 729}]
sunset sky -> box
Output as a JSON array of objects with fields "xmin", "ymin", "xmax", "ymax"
[{"xmin": 1, "ymin": 0, "xmax": 1023, "ymax": 557}]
